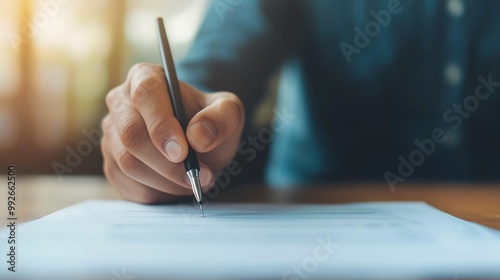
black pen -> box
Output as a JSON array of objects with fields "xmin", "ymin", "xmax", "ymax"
[{"xmin": 157, "ymin": 17, "xmax": 204, "ymax": 216}]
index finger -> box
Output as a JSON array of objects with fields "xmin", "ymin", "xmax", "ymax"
[{"xmin": 127, "ymin": 63, "xmax": 189, "ymax": 163}]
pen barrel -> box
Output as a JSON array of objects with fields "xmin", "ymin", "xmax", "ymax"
[
  {"xmin": 158, "ymin": 18, "xmax": 200, "ymax": 172},
  {"xmin": 184, "ymin": 147, "xmax": 199, "ymax": 171}
]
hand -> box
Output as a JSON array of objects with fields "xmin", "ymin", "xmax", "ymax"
[{"xmin": 101, "ymin": 63, "xmax": 245, "ymax": 204}]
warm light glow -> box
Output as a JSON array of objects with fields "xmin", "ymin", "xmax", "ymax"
[
  {"xmin": 125, "ymin": 9, "xmax": 158, "ymax": 48},
  {"xmin": 168, "ymin": 1, "xmax": 209, "ymax": 47},
  {"xmin": 0, "ymin": 1, "xmax": 20, "ymax": 98},
  {"xmin": 0, "ymin": 0, "xmax": 208, "ymax": 172},
  {"xmin": 67, "ymin": 22, "xmax": 112, "ymax": 63}
]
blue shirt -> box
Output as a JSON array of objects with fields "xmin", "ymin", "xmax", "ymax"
[{"xmin": 178, "ymin": 0, "xmax": 500, "ymax": 188}]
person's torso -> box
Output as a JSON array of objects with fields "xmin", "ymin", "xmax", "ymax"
[{"xmin": 267, "ymin": 0, "xmax": 500, "ymax": 186}]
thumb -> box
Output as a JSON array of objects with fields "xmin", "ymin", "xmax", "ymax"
[{"xmin": 186, "ymin": 91, "xmax": 245, "ymax": 154}]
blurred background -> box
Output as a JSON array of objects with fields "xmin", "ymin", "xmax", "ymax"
[{"xmin": 0, "ymin": 0, "xmax": 217, "ymax": 175}]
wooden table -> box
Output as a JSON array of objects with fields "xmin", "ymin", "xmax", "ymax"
[{"xmin": 1, "ymin": 176, "xmax": 500, "ymax": 230}]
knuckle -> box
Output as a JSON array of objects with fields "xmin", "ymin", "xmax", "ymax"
[
  {"xmin": 129, "ymin": 63, "xmax": 145, "ymax": 75},
  {"xmin": 119, "ymin": 118, "xmax": 145, "ymax": 151},
  {"xmin": 105, "ymin": 88, "xmax": 118, "ymax": 110},
  {"xmin": 219, "ymin": 97, "xmax": 244, "ymax": 127},
  {"xmin": 149, "ymin": 116, "xmax": 163, "ymax": 134},
  {"xmin": 221, "ymin": 92, "xmax": 245, "ymax": 120},
  {"xmin": 117, "ymin": 151, "xmax": 142, "ymax": 176},
  {"xmin": 129, "ymin": 62, "xmax": 162, "ymax": 77},
  {"xmin": 129, "ymin": 66, "xmax": 165, "ymax": 106},
  {"xmin": 106, "ymin": 85, "xmax": 128, "ymax": 112},
  {"xmin": 128, "ymin": 63, "xmax": 150, "ymax": 78},
  {"xmin": 148, "ymin": 116, "xmax": 171, "ymax": 141},
  {"xmin": 131, "ymin": 77, "xmax": 158, "ymax": 105},
  {"xmin": 101, "ymin": 115, "xmax": 113, "ymax": 134}
]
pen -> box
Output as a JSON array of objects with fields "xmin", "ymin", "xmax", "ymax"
[{"xmin": 157, "ymin": 17, "xmax": 204, "ymax": 216}]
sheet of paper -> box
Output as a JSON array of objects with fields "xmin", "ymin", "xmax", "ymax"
[{"xmin": 1, "ymin": 200, "xmax": 500, "ymax": 280}]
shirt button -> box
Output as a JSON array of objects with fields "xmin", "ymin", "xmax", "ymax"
[
  {"xmin": 444, "ymin": 63, "xmax": 462, "ymax": 86},
  {"xmin": 447, "ymin": 0, "xmax": 464, "ymax": 17}
]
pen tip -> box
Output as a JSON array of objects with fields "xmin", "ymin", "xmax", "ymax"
[{"xmin": 199, "ymin": 202, "xmax": 204, "ymax": 217}]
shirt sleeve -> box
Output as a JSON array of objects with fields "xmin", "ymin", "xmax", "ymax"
[{"xmin": 177, "ymin": 0, "xmax": 300, "ymax": 112}]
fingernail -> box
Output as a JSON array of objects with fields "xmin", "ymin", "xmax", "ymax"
[
  {"xmin": 164, "ymin": 140, "xmax": 182, "ymax": 160},
  {"xmin": 191, "ymin": 120, "xmax": 216, "ymax": 148}
]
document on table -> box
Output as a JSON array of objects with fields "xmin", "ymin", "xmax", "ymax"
[{"xmin": 1, "ymin": 201, "xmax": 500, "ymax": 280}]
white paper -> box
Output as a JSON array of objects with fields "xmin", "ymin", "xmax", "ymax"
[{"xmin": 1, "ymin": 200, "xmax": 500, "ymax": 279}]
